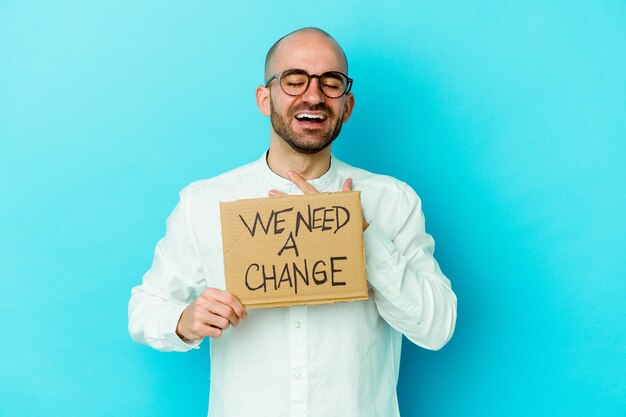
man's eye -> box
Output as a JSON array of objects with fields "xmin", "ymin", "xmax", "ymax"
[
  {"xmin": 287, "ymin": 82, "xmax": 305, "ymax": 87},
  {"xmin": 322, "ymin": 83, "xmax": 341, "ymax": 90}
]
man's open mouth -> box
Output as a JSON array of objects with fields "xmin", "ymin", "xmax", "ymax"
[{"xmin": 295, "ymin": 112, "xmax": 328, "ymax": 124}]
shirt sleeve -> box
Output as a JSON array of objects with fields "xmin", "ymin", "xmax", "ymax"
[
  {"xmin": 128, "ymin": 186, "xmax": 206, "ymax": 352},
  {"xmin": 364, "ymin": 183, "xmax": 457, "ymax": 350}
]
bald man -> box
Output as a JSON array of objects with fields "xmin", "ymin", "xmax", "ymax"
[{"xmin": 129, "ymin": 28, "xmax": 457, "ymax": 417}]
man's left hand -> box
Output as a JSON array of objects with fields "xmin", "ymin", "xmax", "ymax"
[{"xmin": 268, "ymin": 170, "xmax": 369, "ymax": 231}]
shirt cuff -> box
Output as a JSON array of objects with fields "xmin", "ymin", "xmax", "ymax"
[{"xmin": 163, "ymin": 303, "xmax": 203, "ymax": 351}]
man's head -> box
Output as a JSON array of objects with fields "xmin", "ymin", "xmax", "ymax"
[{"xmin": 256, "ymin": 28, "xmax": 355, "ymax": 155}]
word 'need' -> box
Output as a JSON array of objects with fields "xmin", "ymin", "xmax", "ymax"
[{"xmin": 239, "ymin": 204, "xmax": 350, "ymax": 237}]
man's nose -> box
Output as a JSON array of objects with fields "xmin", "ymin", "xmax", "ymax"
[{"xmin": 301, "ymin": 77, "xmax": 325, "ymax": 104}]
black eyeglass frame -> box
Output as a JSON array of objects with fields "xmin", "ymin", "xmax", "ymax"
[{"xmin": 265, "ymin": 69, "xmax": 353, "ymax": 98}]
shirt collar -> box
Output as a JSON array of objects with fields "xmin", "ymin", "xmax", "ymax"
[{"xmin": 258, "ymin": 150, "xmax": 339, "ymax": 191}]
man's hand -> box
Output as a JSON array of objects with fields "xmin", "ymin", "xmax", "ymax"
[
  {"xmin": 176, "ymin": 288, "xmax": 248, "ymax": 342},
  {"xmin": 269, "ymin": 170, "xmax": 369, "ymax": 231}
]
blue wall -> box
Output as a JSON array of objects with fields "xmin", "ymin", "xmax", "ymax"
[{"xmin": 1, "ymin": 1, "xmax": 624, "ymax": 416}]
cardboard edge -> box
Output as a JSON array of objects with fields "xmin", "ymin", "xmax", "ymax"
[{"xmin": 246, "ymin": 293, "xmax": 369, "ymax": 309}]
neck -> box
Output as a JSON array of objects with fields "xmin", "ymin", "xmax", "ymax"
[{"xmin": 267, "ymin": 136, "xmax": 332, "ymax": 180}]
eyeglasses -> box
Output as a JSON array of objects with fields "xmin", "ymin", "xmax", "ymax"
[{"xmin": 265, "ymin": 69, "xmax": 353, "ymax": 99}]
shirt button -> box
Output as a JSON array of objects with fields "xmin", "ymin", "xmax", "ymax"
[
  {"xmin": 295, "ymin": 321, "xmax": 301, "ymax": 328},
  {"xmin": 294, "ymin": 371, "xmax": 302, "ymax": 379}
]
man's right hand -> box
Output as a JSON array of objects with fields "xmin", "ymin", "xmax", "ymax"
[{"xmin": 176, "ymin": 288, "xmax": 248, "ymax": 341}]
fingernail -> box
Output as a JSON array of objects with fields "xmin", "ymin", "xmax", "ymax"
[
  {"xmin": 269, "ymin": 190, "xmax": 277, "ymax": 196},
  {"xmin": 287, "ymin": 170, "xmax": 296, "ymax": 178}
]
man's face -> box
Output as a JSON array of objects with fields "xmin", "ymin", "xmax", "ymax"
[
  {"xmin": 261, "ymin": 33, "xmax": 354, "ymax": 154},
  {"xmin": 269, "ymin": 86, "xmax": 344, "ymax": 154}
]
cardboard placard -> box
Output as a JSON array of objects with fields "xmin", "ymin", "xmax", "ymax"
[{"xmin": 219, "ymin": 191, "xmax": 368, "ymax": 308}]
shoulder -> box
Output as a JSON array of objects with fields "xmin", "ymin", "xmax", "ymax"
[
  {"xmin": 334, "ymin": 158, "xmax": 420, "ymax": 205},
  {"xmin": 184, "ymin": 158, "xmax": 261, "ymax": 193},
  {"xmin": 333, "ymin": 158, "xmax": 424, "ymax": 237},
  {"xmin": 176, "ymin": 157, "xmax": 264, "ymax": 208}
]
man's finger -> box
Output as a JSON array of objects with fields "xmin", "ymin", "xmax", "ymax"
[
  {"xmin": 339, "ymin": 178, "xmax": 368, "ymax": 231},
  {"xmin": 206, "ymin": 300, "xmax": 240, "ymax": 327},
  {"xmin": 198, "ymin": 324, "xmax": 222, "ymax": 339},
  {"xmin": 207, "ymin": 327, "xmax": 223, "ymax": 338},
  {"xmin": 268, "ymin": 189, "xmax": 286, "ymax": 197},
  {"xmin": 342, "ymin": 178, "xmax": 353, "ymax": 192},
  {"xmin": 210, "ymin": 290, "xmax": 248, "ymax": 320},
  {"xmin": 287, "ymin": 170, "xmax": 319, "ymax": 194},
  {"xmin": 205, "ymin": 312, "xmax": 231, "ymax": 330}
]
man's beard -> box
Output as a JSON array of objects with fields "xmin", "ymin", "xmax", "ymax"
[{"xmin": 270, "ymin": 99, "xmax": 344, "ymax": 155}]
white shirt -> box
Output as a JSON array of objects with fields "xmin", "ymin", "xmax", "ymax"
[{"xmin": 128, "ymin": 153, "xmax": 457, "ymax": 417}]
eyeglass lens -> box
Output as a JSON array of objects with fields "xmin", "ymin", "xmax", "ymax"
[{"xmin": 280, "ymin": 70, "xmax": 348, "ymax": 98}]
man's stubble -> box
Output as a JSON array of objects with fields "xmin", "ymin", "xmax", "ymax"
[{"xmin": 269, "ymin": 95, "xmax": 345, "ymax": 155}]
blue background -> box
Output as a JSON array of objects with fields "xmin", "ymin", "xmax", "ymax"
[{"xmin": 1, "ymin": 1, "xmax": 624, "ymax": 416}]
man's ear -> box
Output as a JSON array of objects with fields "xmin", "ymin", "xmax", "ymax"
[
  {"xmin": 256, "ymin": 85, "xmax": 271, "ymax": 116},
  {"xmin": 342, "ymin": 92, "xmax": 355, "ymax": 122}
]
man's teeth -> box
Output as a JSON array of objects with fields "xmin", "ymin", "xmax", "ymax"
[{"xmin": 296, "ymin": 113, "xmax": 326, "ymax": 121}]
